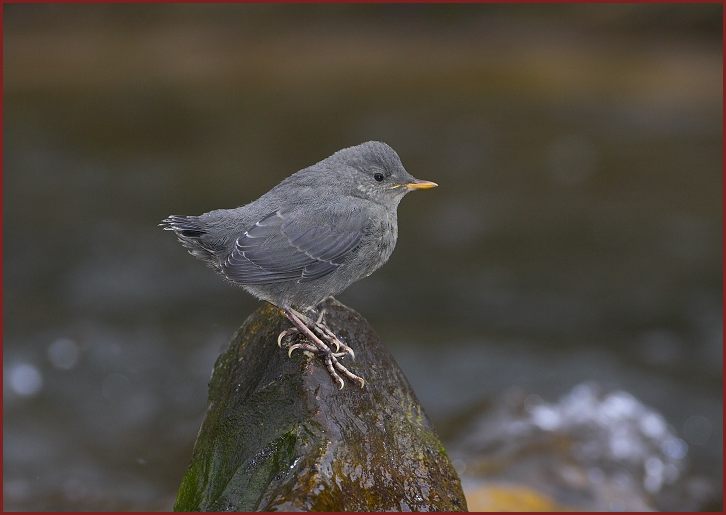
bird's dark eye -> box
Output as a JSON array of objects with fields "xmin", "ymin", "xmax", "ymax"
[{"xmin": 374, "ymin": 173, "xmax": 384, "ymax": 182}]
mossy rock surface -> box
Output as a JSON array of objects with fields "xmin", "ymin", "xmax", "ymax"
[{"xmin": 174, "ymin": 298, "xmax": 467, "ymax": 512}]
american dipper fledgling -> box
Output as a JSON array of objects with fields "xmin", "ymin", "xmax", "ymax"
[{"xmin": 161, "ymin": 141, "xmax": 437, "ymax": 388}]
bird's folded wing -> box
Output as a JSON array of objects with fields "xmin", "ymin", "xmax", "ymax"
[{"xmin": 222, "ymin": 208, "xmax": 365, "ymax": 284}]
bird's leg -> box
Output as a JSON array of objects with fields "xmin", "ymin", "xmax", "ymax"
[
  {"xmin": 291, "ymin": 307, "xmax": 356, "ymax": 360},
  {"xmin": 302, "ymin": 307, "xmax": 342, "ymax": 350},
  {"xmin": 282, "ymin": 307, "xmax": 365, "ymax": 389},
  {"xmin": 315, "ymin": 308, "xmax": 326, "ymax": 325},
  {"xmin": 277, "ymin": 306, "xmax": 334, "ymax": 348},
  {"xmin": 284, "ymin": 308, "xmax": 337, "ymax": 355}
]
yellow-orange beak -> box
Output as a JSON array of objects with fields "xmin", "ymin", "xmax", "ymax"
[{"xmin": 405, "ymin": 180, "xmax": 438, "ymax": 191}]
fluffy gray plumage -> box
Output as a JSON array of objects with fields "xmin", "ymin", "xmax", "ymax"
[{"xmin": 161, "ymin": 141, "xmax": 435, "ymax": 309}]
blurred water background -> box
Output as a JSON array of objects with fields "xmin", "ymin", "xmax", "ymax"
[{"xmin": 3, "ymin": 4, "xmax": 722, "ymax": 511}]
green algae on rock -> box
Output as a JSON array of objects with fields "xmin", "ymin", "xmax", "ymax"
[{"xmin": 174, "ymin": 298, "xmax": 467, "ymax": 512}]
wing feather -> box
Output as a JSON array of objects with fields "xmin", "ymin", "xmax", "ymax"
[{"xmin": 222, "ymin": 208, "xmax": 365, "ymax": 285}]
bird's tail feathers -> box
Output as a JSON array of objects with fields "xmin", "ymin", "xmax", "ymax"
[
  {"xmin": 159, "ymin": 215, "xmax": 206, "ymax": 237},
  {"xmin": 160, "ymin": 215, "xmax": 220, "ymax": 269}
]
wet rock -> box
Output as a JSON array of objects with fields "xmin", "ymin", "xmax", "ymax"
[{"xmin": 174, "ymin": 298, "xmax": 467, "ymax": 512}]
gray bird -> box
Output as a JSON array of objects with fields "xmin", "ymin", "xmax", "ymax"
[{"xmin": 161, "ymin": 141, "xmax": 437, "ymax": 388}]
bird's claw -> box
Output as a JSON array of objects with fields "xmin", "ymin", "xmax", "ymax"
[
  {"xmin": 331, "ymin": 358, "xmax": 366, "ymax": 388},
  {"xmin": 287, "ymin": 343, "xmax": 361, "ymax": 388},
  {"xmin": 340, "ymin": 342, "xmax": 355, "ymax": 360},
  {"xmin": 325, "ymin": 355, "xmax": 345, "ymax": 390},
  {"xmin": 287, "ymin": 342, "xmax": 317, "ymax": 358},
  {"xmin": 277, "ymin": 327, "xmax": 298, "ymax": 348}
]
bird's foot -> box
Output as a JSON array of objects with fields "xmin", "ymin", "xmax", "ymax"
[
  {"xmin": 297, "ymin": 308, "xmax": 355, "ymax": 360},
  {"xmin": 280, "ymin": 307, "xmax": 365, "ymax": 389}
]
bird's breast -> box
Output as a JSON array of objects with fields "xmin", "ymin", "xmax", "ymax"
[
  {"xmin": 379, "ymin": 216, "xmax": 398, "ymax": 260},
  {"xmin": 353, "ymin": 211, "xmax": 397, "ymax": 280}
]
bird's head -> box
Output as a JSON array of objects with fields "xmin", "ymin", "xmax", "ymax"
[{"xmin": 325, "ymin": 141, "xmax": 437, "ymax": 207}]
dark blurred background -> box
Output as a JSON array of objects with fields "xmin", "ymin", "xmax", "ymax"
[{"xmin": 3, "ymin": 3, "xmax": 722, "ymax": 511}]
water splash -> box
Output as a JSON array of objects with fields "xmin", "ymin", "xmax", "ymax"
[{"xmin": 453, "ymin": 382, "xmax": 698, "ymax": 511}]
